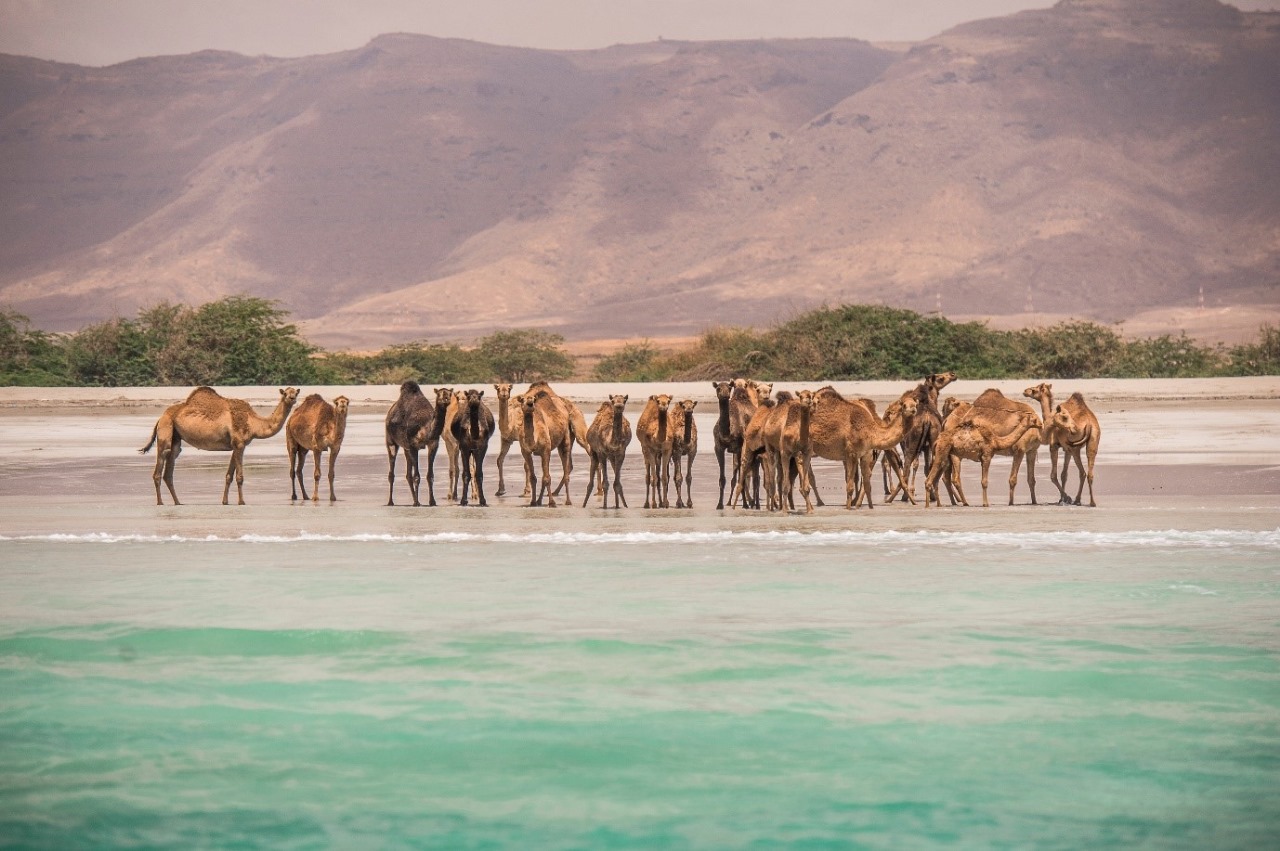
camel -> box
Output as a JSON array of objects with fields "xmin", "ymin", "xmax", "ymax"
[
  {"xmin": 524, "ymin": 382, "xmax": 588, "ymax": 496},
  {"xmin": 285, "ymin": 393, "xmax": 349, "ymax": 503},
  {"xmin": 711, "ymin": 379, "xmax": 772, "ymax": 509},
  {"xmin": 583, "ymin": 394, "xmax": 632, "ymax": 509},
  {"xmin": 924, "ymin": 410, "xmax": 1041, "ymax": 508},
  {"xmin": 711, "ymin": 381, "xmax": 737, "ymax": 510},
  {"xmin": 140, "ymin": 385, "xmax": 299, "ymax": 505},
  {"xmin": 938, "ymin": 389, "xmax": 1044, "ymax": 506},
  {"xmin": 442, "ymin": 390, "xmax": 479, "ymax": 503},
  {"xmin": 449, "ymin": 388, "xmax": 495, "ymax": 507},
  {"xmin": 893, "ymin": 372, "xmax": 955, "ymax": 502},
  {"xmin": 637, "ymin": 394, "xmax": 676, "ymax": 509},
  {"xmin": 384, "ymin": 382, "xmax": 452, "ymax": 507},
  {"xmin": 843, "ymin": 394, "xmax": 919, "ymax": 509},
  {"xmin": 763, "ymin": 389, "xmax": 819, "ymax": 513},
  {"xmin": 518, "ymin": 390, "xmax": 573, "ymax": 507},
  {"xmin": 731, "ymin": 391, "xmax": 786, "ymax": 510},
  {"xmin": 492, "ymin": 382, "xmax": 530, "ymax": 498},
  {"xmin": 803, "ymin": 387, "xmax": 909, "ymax": 509},
  {"xmin": 1025, "ymin": 383, "xmax": 1101, "ymax": 506},
  {"xmin": 669, "ymin": 399, "xmax": 699, "ymax": 509}
]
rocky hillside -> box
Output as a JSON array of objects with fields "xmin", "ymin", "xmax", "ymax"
[{"xmin": 0, "ymin": 0, "xmax": 1276, "ymax": 349}]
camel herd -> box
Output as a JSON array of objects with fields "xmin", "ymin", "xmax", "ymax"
[{"xmin": 138, "ymin": 374, "xmax": 1101, "ymax": 510}]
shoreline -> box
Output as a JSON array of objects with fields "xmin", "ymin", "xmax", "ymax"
[{"xmin": 2, "ymin": 376, "xmax": 1278, "ymax": 413}]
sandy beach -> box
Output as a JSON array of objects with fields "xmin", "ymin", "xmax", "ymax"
[{"xmin": 2, "ymin": 377, "xmax": 1278, "ymax": 516}]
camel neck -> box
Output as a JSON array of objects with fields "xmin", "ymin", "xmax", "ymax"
[
  {"xmin": 797, "ymin": 406, "xmax": 811, "ymax": 445},
  {"xmin": 657, "ymin": 409, "xmax": 667, "ymax": 444},
  {"xmin": 257, "ymin": 397, "xmax": 292, "ymax": 438},
  {"xmin": 468, "ymin": 404, "xmax": 481, "ymax": 441},
  {"xmin": 717, "ymin": 395, "xmax": 730, "ymax": 431},
  {"xmin": 611, "ymin": 408, "xmax": 625, "ymax": 443}
]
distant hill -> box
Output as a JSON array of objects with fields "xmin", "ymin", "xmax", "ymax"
[{"xmin": 1, "ymin": 0, "xmax": 1276, "ymax": 349}]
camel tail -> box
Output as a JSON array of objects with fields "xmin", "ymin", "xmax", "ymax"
[{"xmin": 139, "ymin": 426, "xmax": 158, "ymax": 455}]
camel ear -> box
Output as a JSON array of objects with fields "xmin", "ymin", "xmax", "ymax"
[
  {"xmin": 477, "ymin": 390, "xmax": 484, "ymax": 398},
  {"xmin": 689, "ymin": 401, "xmax": 698, "ymax": 409},
  {"xmin": 280, "ymin": 388, "xmax": 287, "ymax": 398},
  {"xmin": 649, "ymin": 395, "xmax": 657, "ymax": 401},
  {"xmin": 622, "ymin": 395, "xmax": 629, "ymax": 404}
]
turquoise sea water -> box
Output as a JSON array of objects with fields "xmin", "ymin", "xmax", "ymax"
[{"xmin": 3, "ymin": 524, "xmax": 1279, "ymax": 849}]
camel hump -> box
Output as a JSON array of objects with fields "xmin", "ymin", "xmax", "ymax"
[
  {"xmin": 1068, "ymin": 392, "xmax": 1087, "ymax": 405},
  {"xmin": 774, "ymin": 390, "xmax": 795, "ymax": 403},
  {"xmin": 187, "ymin": 385, "xmax": 219, "ymax": 400},
  {"xmin": 400, "ymin": 380, "xmax": 422, "ymax": 395}
]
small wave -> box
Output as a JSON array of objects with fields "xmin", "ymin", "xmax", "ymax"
[{"xmin": 2, "ymin": 528, "xmax": 1278, "ymax": 549}]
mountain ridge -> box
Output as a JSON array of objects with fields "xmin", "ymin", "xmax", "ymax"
[{"xmin": 0, "ymin": 0, "xmax": 1276, "ymax": 348}]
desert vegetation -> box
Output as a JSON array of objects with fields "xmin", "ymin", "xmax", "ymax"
[{"xmin": 0, "ymin": 299, "xmax": 1276, "ymax": 387}]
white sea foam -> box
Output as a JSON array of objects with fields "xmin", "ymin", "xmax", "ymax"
[{"xmin": 3, "ymin": 528, "xmax": 1278, "ymax": 549}]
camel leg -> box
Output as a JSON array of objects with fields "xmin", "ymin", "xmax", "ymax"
[
  {"xmin": 327, "ymin": 447, "xmax": 339, "ymax": 502},
  {"xmin": 424, "ymin": 444, "xmax": 439, "ymax": 506},
  {"xmin": 673, "ymin": 457, "xmax": 685, "ymax": 508},
  {"xmin": 386, "ymin": 444, "xmax": 399, "ymax": 505},
  {"xmin": 1084, "ymin": 445, "xmax": 1097, "ymax": 507},
  {"xmin": 1025, "ymin": 448, "xmax": 1038, "ymax": 506},
  {"xmin": 406, "ymin": 448, "xmax": 422, "ymax": 507},
  {"xmin": 311, "ymin": 448, "xmax": 323, "ymax": 503},
  {"xmin": 542, "ymin": 450, "xmax": 557, "ymax": 508},
  {"xmin": 796, "ymin": 452, "xmax": 815, "ymax": 514},
  {"xmin": 495, "ymin": 438, "xmax": 511, "ymax": 497},
  {"xmin": 1007, "ymin": 450, "xmax": 1024, "ymax": 506},
  {"xmin": 1049, "ymin": 444, "xmax": 1068, "ymax": 504},
  {"xmin": 611, "ymin": 454, "xmax": 628, "ymax": 509},
  {"xmin": 583, "ymin": 452, "xmax": 600, "ymax": 508},
  {"xmin": 151, "ymin": 441, "xmax": 169, "ymax": 505},
  {"xmin": 714, "ymin": 445, "xmax": 727, "ymax": 510},
  {"xmin": 1071, "ymin": 449, "xmax": 1088, "ymax": 506},
  {"xmin": 980, "ymin": 455, "xmax": 992, "ymax": 508},
  {"xmin": 857, "ymin": 453, "xmax": 876, "ymax": 509},
  {"xmin": 555, "ymin": 443, "xmax": 572, "ymax": 504},
  {"xmin": 684, "ymin": 454, "xmax": 694, "ymax": 509}
]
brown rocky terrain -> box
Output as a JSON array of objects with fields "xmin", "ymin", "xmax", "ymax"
[{"xmin": 0, "ymin": 0, "xmax": 1276, "ymax": 349}]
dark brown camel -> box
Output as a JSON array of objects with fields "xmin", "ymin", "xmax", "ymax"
[
  {"xmin": 384, "ymin": 382, "xmax": 452, "ymax": 507},
  {"xmin": 449, "ymin": 388, "xmax": 495, "ymax": 507}
]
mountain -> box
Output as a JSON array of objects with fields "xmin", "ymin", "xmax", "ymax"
[{"xmin": 0, "ymin": 0, "xmax": 1276, "ymax": 349}]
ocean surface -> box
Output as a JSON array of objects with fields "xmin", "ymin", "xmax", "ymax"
[{"xmin": 2, "ymin": 498, "xmax": 1279, "ymax": 849}]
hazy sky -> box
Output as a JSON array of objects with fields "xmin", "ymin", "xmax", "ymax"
[{"xmin": 3, "ymin": 0, "xmax": 1276, "ymax": 67}]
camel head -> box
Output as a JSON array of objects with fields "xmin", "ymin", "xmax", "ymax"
[
  {"xmin": 926, "ymin": 372, "xmax": 957, "ymax": 391},
  {"xmin": 609, "ymin": 394, "xmax": 629, "ymax": 414},
  {"xmin": 648, "ymin": 394, "xmax": 673, "ymax": 413},
  {"xmin": 493, "ymin": 382, "xmax": 513, "ymax": 401},
  {"xmin": 280, "ymin": 387, "xmax": 300, "ymax": 409},
  {"xmin": 751, "ymin": 380, "xmax": 774, "ymax": 400},
  {"xmin": 713, "ymin": 380, "xmax": 734, "ymax": 401},
  {"xmin": 434, "ymin": 387, "xmax": 454, "ymax": 408},
  {"xmin": 896, "ymin": 394, "xmax": 919, "ymax": 420},
  {"xmin": 677, "ymin": 399, "xmax": 698, "ymax": 416},
  {"xmin": 941, "ymin": 397, "xmax": 961, "ymax": 419},
  {"xmin": 463, "ymin": 388, "xmax": 485, "ymax": 410},
  {"xmin": 1052, "ymin": 405, "xmax": 1079, "ymax": 435},
  {"xmin": 333, "ymin": 395, "xmax": 350, "ymax": 416},
  {"xmin": 794, "ymin": 389, "xmax": 817, "ymax": 410},
  {"xmin": 520, "ymin": 393, "xmax": 539, "ymax": 417},
  {"xmin": 1023, "ymin": 382, "xmax": 1052, "ymax": 402}
]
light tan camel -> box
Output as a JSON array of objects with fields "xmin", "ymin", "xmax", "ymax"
[
  {"xmin": 583, "ymin": 394, "xmax": 632, "ymax": 509},
  {"xmin": 141, "ymin": 386, "xmax": 299, "ymax": 505},
  {"xmin": 844, "ymin": 394, "xmax": 919, "ymax": 509},
  {"xmin": 763, "ymin": 389, "xmax": 819, "ymax": 513},
  {"xmin": 518, "ymin": 390, "xmax": 573, "ymax": 507},
  {"xmin": 524, "ymin": 381, "xmax": 588, "ymax": 497},
  {"xmin": 492, "ymin": 382, "xmax": 530, "ymax": 498},
  {"xmin": 286, "ymin": 393, "xmax": 349, "ymax": 503},
  {"xmin": 670, "ymin": 399, "xmax": 699, "ymax": 509},
  {"xmin": 731, "ymin": 386, "xmax": 788, "ymax": 510},
  {"xmin": 804, "ymin": 387, "xmax": 910, "ymax": 509},
  {"xmin": 939, "ymin": 389, "xmax": 1044, "ymax": 506},
  {"xmin": 638, "ymin": 393, "xmax": 676, "ymax": 509},
  {"xmin": 384, "ymin": 383, "xmax": 452, "ymax": 506},
  {"xmin": 1023, "ymin": 383, "xmax": 1101, "ymax": 506},
  {"xmin": 924, "ymin": 410, "xmax": 1040, "ymax": 508}
]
